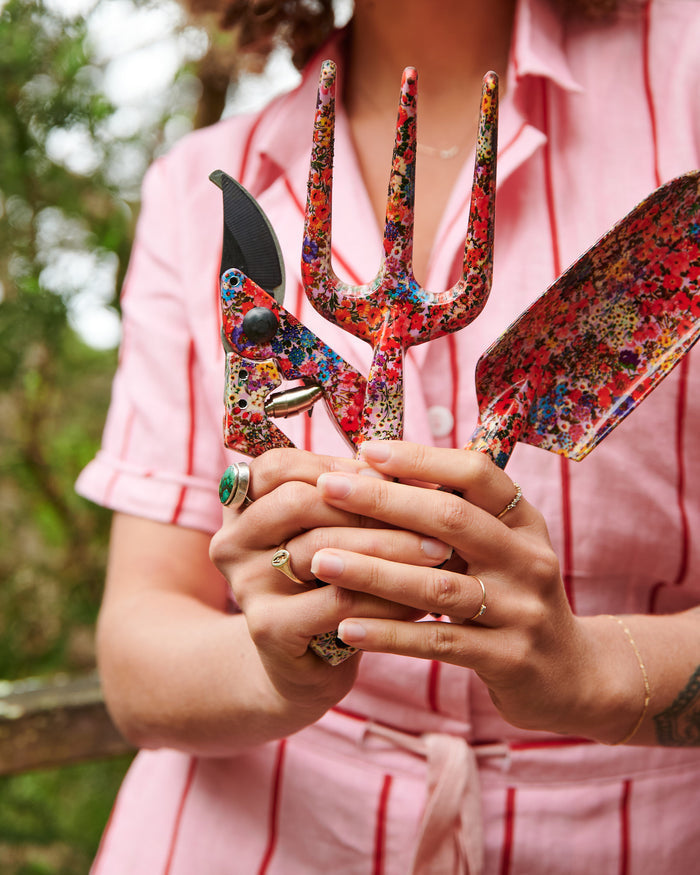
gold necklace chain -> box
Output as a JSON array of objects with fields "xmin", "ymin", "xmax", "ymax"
[{"xmin": 416, "ymin": 142, "xmax": 463, "ymax": 160}]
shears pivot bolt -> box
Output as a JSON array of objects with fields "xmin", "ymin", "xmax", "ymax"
[{"xmin": 242, "ymin": 307, "xmax": 279, "ymax": 343}]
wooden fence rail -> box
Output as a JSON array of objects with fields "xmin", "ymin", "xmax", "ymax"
[{"xmin": 0, "ymin": 672, "xmax": 134, "ymax": 776}]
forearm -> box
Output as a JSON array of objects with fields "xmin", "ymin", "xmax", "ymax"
[
  {"xmin": 97, "ymin": 509, "xmax": 363, "ymax": 757},
  {"xmin": 97, "ymin": 587, "xmax": 337, "ymax": 757}
]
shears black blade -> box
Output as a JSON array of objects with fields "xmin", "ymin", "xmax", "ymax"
[{"xmin": 209, "ymin": 169, "xmax": 286, "ymax": 304}]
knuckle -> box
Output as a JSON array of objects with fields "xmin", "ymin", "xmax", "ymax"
[
  {"xmin": 329, "ymin": 584, "xmax": 356, "ymax": 615},
  {"xmin": 379, "ymin": 620, "xmax": 402, "ymax": 653},
  {"xmin": 426, "ymin": 620, "xmax": 458, "ymax": 659},
  {"xmin": 208, "ymin": 529, "xmax": 226, "ymax": 567},
  {"xmin": 464, "ymin": 449, "xmax": 498, "ymax": 489},
  {"xmin": 517, "ymin": 594, "xmax": 549, "ymax": 636},
  {"xmin": 433, "ymin": 495, "xmax": 469, "ymax": 537},
  {"xmin": 244, "ymin": 600, "xmax": 277, "ymax": 647},
  {"xmin": 365, "ymin": 478, "xmax": 392, "ymax": 517},
  {"xmin": 309, "ymin": 527, "xmax": 334, "ymax": 552},
  {"xmin": 274, "ymin": 480, "xmax": 315, "ymax": 516},
  {"xmin": 428, "ymin": 572, "xmax": 462, "ymax": 612},
  {"xmin": 527, "ymin": 548, "xmax": 562, "ymax": 595},
  {"xmin": 408, "ymin": 441, "xmax": 433, "ymax": 472},
  {"xmin": 209, "ymin": 526, "xmax": 243, "ymax": 569},
  {"xmin": 251, "ymin": 448, "xmax": 304, "ymax": 494}
]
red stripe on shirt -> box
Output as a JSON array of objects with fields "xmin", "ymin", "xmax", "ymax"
[
  {"xmin": 258, "ymin": 739, "xmax": 287, "ymax": 875},
  {"xmin": 642, "ymin": 1, "xmax": 661, "ymax": 189},
  {"xmin": 642, "ymin": 0, "xmax": 690, "ymax": 607},
  {"xmin": 170, "ymin": 340, "xmax": 197, "ymax": 524},
  {"xmin": 372, "ymin": 774, "xmax": 393, "ymax": 875},
  {"xmin": 239, "ymin": 111, "xmax": 267, "ymax": 188},
  {"xmin": 540, "ymin": 78, "xmax": 575, "ymax": 609},
  {"xmin": 448, "ymin": 332, "xmax": 459, "ymax": 447},
  {"xmin": 499, "ymin": 786, "xmax": 517, "ymax": 875},
  {"xmin": 649, "ymin": 356, "xmax": 691, "ymax": 611},
  {"xmin": 283, "ymin": 176, "xmax": 364, "ymax": 285},
  {"xmin": 292, "ymin": 282, "xmax": 315, "ymax": 451},
  {"xmin": 444, "ymin": 120, "xmax": 528, "ymax": 248},
  {"xmin": 559, "ymin": 458, "xmax": 575, "ymax": 608},
  {"xmin": 508, "ymin": 736, "xmax": 593, "ymax": 751},
  {"xmin": 671, "ymin": 358, "xmax": 690, "ymax": 585},
  {"xmin": 646, "ymin": 0, "xmax": 690, "ymax": 584},
  {"xmin": 619, "ymin": 779, "xmax": 632, "ymax": 875},
  {"xmin": 162, "ymin": 757, "xmax": 197, "ymax": 875},
  {"xmin": 427, "ymin": 660, "xmax": 442, "ymax": 713}
]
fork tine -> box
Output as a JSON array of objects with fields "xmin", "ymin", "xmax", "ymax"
[
  {"xmin": 303, "ymin": 59, "xmax": 377, "ymax": 340},
  {"xmin": 457, "ymin": 71, "xmax": 499, "ymax": 299},
  {"xmin": 421, "ymin": 71, "xmax": 498, "ymax": 327},
  {"xmin": 303, "ymin": 59, "xmax": 335, "ymax": 272},
  {"xmin": 382, "ymin": 66, "xmax": 418, "ymax": 278}
]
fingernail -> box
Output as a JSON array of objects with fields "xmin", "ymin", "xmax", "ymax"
[
  {"xmin": 421, "ymin": 538, "xmax": 452, "ymax": 561},
  {"xmin": 317, "ymin": 472, "xmax": 353, "ymax": 499},
  {"xmin": 310, "ymin": 550, "xmax": 344, "ymax": 578},
  {"xmin": 338, "ymin": 620, "xmax": 366, "ymax": 643},
  {"xmin": 359, "ymin": 441, "xmax": 391, "ymax": 463}
]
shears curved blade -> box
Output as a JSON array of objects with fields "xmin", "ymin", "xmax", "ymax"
[{"xmin": 211, "ymin": 170, "xmax": 367, "ymax": 457}]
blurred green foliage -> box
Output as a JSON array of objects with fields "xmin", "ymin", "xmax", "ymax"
[
  {"xmin": 0, "ymin": 757, "xmax": 132, "ymax": 874},
  {"xmin": 0, "ymin": 0, "xmax": 210, "ymax": 870},
  {"xmin": 0, "ymin": 0, "xmax": 128, "ymax": 682}
]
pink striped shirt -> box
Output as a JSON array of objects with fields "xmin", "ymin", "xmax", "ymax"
[{"xmin": 78, "ymin": 0, "xmax": 700, "ymax": 871}]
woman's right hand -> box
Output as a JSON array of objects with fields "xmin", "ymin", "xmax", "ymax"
[{"xmin": 209, "ymin": 448, "xmax": 452, "ymax": 721}]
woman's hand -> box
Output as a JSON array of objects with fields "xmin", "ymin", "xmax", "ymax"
[
  {"xmin": 209, "ymin": 447, "xmax": 451, "ymax": 722},
  {"xmin": 309, "ymin": 441, "xmax": 645, "ymax": 743}
]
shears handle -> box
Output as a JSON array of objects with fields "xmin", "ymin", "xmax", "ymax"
[{"xmin": 220, "ymin": 268, "xmax": 367, "ymax": 456}]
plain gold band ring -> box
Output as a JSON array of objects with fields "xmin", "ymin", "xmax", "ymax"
[
  {"xmin": 496, "ymin": 482, "xmax": 522, "ymax": 520},
  {"xmin": 467, "ymin": 576, "xmax": 487, "ymax": 621},
  {"xmin": 271, "ymin": 541, "xmax": 304, "ymax": 584}
]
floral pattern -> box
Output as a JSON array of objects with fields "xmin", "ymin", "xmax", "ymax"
[
  {"xmin": 468, "ymin": 171, "xmax": 700, "ymax": 468},
  {"xmin": 220, "ymin": 268, "xmax": 367, "ymax": 455},
  {"xmin": 218, "ymin": 58, "xmax": 699, "ymax": 664},
  {"xmin": 301, "ymin": 60, "xmax": 499, "ymax": 442}
]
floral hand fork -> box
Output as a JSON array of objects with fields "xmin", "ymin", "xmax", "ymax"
[{"xmin": 302, "ymin": 60, "xmax": 499, "ymax": 442}]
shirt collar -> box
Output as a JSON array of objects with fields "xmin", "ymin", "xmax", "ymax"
[
  {"xmin": 509, "ymin": 0, "xmax": 583, "ymax": 94},
  {"xmin": 244, "ymin": 30, "xmax": 348, "ymax": 192},
  {"xmin": 248, "ymin": 0, "xmax": 582, "ymax": 184},
  {"xmin": 247, "ymin": 0, "xmax": 583, "ymax": 205}
]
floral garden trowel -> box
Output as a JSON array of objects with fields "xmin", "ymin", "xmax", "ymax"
[{"xmin": 466, "ymin": 170, "xmax": 700, "ymax": 468}]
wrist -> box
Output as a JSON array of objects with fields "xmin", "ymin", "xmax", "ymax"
[{"xmin": 570, "ymin": 615, "xmax": 650, "ymax": 745}]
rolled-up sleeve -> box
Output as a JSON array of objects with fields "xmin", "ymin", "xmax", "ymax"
[{"xmin": 76, "ymin": 147, "xmax": 229, "ymax": 533}]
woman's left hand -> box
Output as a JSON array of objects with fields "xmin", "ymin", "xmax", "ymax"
[{"xmin": 310, "ymin": 440, "xmax": 638, "ymax": 742}]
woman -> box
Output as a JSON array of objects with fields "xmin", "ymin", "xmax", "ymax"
[{"xmin": 78, "ymin": 0, "xmax": 700, "ymax": 871}]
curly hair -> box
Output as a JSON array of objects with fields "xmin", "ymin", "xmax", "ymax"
[
  {"xmin": 184, "ymin": 0, "xmax": 336, "ymax": 70},
  {"xmin": 184, "ymin": 0, "xmax": 622, "ymax": 71}
]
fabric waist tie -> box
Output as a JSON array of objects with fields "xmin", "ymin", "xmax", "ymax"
[{"xmin": 365, "ymin": 722, "xmax": 506, "ymax": 875}]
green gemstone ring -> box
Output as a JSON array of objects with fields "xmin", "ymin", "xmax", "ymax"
[{"xmin": 218, "ymin": 462, "xmax": 251, "ymax": 508}]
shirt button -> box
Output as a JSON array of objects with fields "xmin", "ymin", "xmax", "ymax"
[{"xmin": 427, "ymin": 405, "xmax": 454, "ymax": 438}]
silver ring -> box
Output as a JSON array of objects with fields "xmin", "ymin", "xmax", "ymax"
[
  {"xmin": 271, "ymin": 541, "xmax": 304, "ymax": 584},
  {"xmin": 467, "ymin": 576, "xmax": 487, "ymax": 621},
  {"xmin": 219, "ymin": 462, "xmax": 251, "ymax": 508},
  {"xmin": 496, "ymin": 482, "xmax": 522, "ymax": 520}
]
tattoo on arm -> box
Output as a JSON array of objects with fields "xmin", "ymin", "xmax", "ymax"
[{"xmin": 654, "ymin": 666, "xmax": 700, "ymax": 746}]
